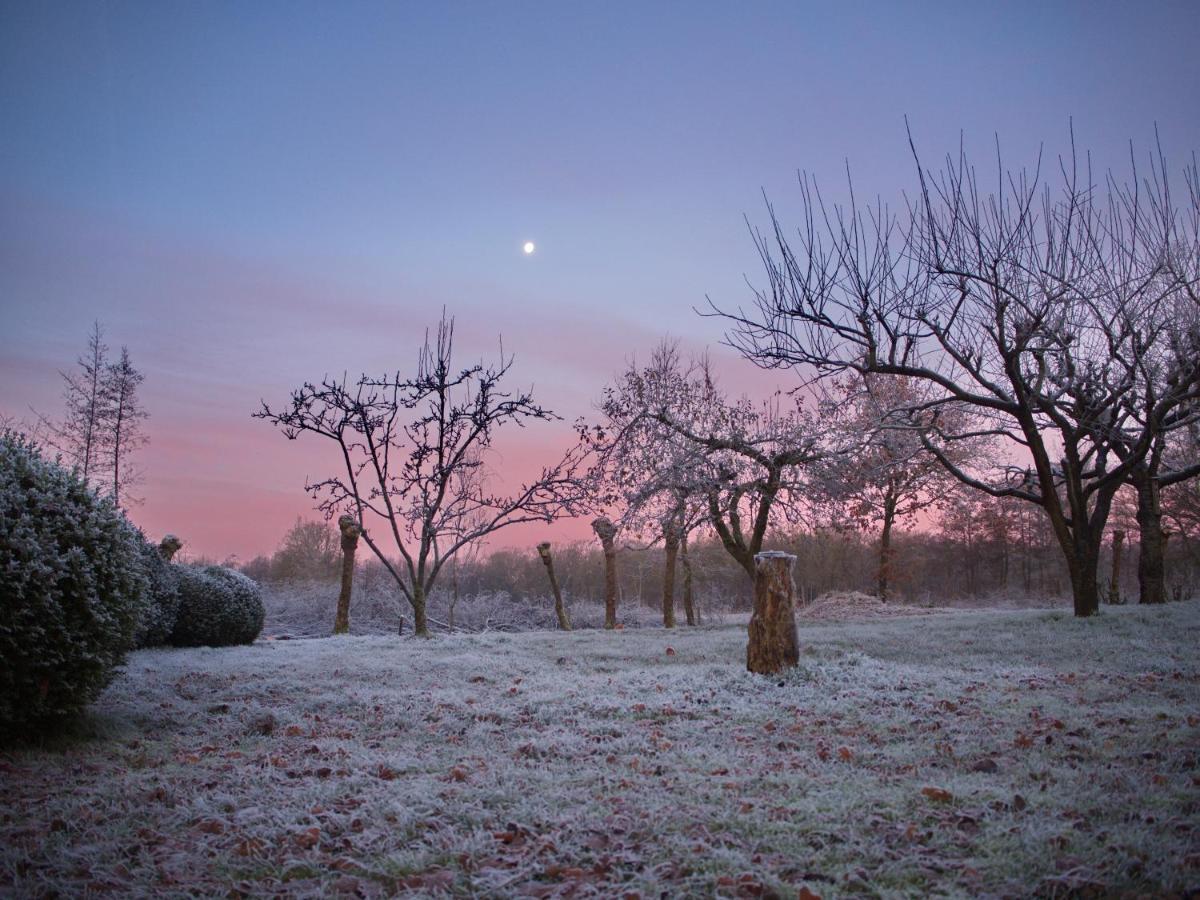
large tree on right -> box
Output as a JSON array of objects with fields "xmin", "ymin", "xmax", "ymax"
[{"xmin": 718, "ymin": 131, "xmax": 1200, "ymax": 616}]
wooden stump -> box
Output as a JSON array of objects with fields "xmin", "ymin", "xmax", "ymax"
[
  {"xmin": 334, "ymin": 514, "xmax": 360, "ymax": 635},
  {"xmin": 591, "ymin": 517, "xmax": 619, "ymax": 629},
  {"xmin": 746, "ymin": 551, "xmax": 799, "ymax": 675},
  {"xmin": 158, "ymin": 534, "xmax": 182, "ymax": 561},
  {"xmin": 537, "ymin": 542, "xmax": 572, "ymax": 631}
]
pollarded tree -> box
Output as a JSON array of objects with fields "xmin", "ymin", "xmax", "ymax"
[
  {"xmin": 256, "ymin": 313, "xmax": 590, "ymax": 636},
  {"xmin": 813, "ymin": 372, "xmax": 975, "ymax": 600},
  {"xmin": 718, "ymin": 129, "xmax": 1200, "ymax": 616}
]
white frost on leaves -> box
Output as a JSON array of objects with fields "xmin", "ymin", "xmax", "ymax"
[{"xmin": 1, "ymin": 603, "xmax": 1197, "ymax": 897}]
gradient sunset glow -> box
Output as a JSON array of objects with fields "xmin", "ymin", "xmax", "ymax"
[{"xmin": 3, "ymin": 2, "xmax": 1198, "ymax": 560}]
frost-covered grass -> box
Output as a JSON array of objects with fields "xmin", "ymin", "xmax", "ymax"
[{"xmin": 2, "ymin": 603, "xmax": 1198, "ymax": 898}]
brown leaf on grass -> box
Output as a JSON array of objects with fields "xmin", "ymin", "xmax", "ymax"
[
  {"xmin": 798, "ymin": 888, "xmax": 823, "ymax": 900},
  {"xmin": 837, "ymin": 746, "xmax": 853, "ymax": 762},
  {"xmin": 294, "ymin": 827, "xmax": 319, "ymax": 849},
  {"xmin": 195, "ymin": 819, "xmax": 224, "ymax": 834},
  {"xmin": 376, "ymin": 765, "xmax": 399, "ymax": 780},
  {"xmin": 235, "ymin": 837, "xmax": 266, "ymax": 857},
  {"xmin": 448, "ymin": 765, "xmax": 470, "ymax": 782},
  {"xmin": 921, "ymin": 786, "xmax": 953, "ymax": 803}
]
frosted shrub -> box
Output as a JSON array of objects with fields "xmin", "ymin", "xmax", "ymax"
[
  {"xmin": 132, "ymin": 534, "xmax": 181, "ymax": 648},
  {"xmin": 170, "ymin": 565, "xmax": 264, "ymax": 647},
  {"xmin": 0, "ymin": 431, "xmax": 147, "ymax": 733}
]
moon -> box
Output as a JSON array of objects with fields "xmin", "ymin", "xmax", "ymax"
[{"xmin": 523, "ymin": 241, "xmax": 536, "ymax": 255}]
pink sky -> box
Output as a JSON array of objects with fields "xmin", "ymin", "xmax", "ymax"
[{"xmin": 1, "ymin": 191, "xmax": 786, "ymax": 561}]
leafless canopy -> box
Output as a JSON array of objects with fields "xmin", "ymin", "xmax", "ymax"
[
  {"xmin": 256, "ymin": 314, "xmax": 590, "ymax": 635},
  {"xmin": 714, "ymin": 128, "xmax": 1200, "ymax": 615}
]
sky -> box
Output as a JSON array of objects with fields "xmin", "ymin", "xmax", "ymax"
[{"xmin": 2, "ymin": 0, "xmax": 1199, "ymax": 560}]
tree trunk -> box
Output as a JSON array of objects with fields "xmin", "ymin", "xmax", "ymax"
[
  {"xmin": 448, "ymin": 561, "xmax": 459, "ymax": 629},
  {"xmin": 681, "ymin": 531, "xmax": 697, "ymax": 626},
  {"xmin": 877, "ymin": 490, "xmax": 897, "ymax": 601},
  {"xmin": 1108, "ymin": 530, "xmax": 1125, "ymax": 605},
  {"xmin": 1063, "ymin": 530, "xmax": 1102, "ymax": 618},
  {"xmin": 1133, "ymin": 471, "xmax": 1168, "ymax": 605},
  {"xmin": 412, "ymin": 584, "xmax": 429, "ymax": 637},
  {"xmin": 662, "ymin": 520, "xmax": 680, "ymax": 628},
  {"xmin": 746, "ymin": 551, "xmax": 800, "ymax": 675},
  {"xmin": 334, "ymin": 514, "xmax": 360, "ymax": 634},
  {"xmin": 537, "ymin": 542, "xmax": 572, "ymax": 630},
  {"xmin": 591, "ymin": 517, "xmax": 619, "ymax": 629}
]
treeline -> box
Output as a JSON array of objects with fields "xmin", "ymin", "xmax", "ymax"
[{"xmin": 244, "ymin": 493, "xmax": 1200, "ymax": 614}]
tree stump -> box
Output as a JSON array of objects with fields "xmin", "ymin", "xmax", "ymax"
[
  {"xmin": 537, "ymin": 542, "xmax": 572, "ymax": 631},
  {"xmin": 334, "ymin": 514, "xmax": 360, "ymax": 634},
  {"xmin": 158, "ymin": 534, "xmax": 182, "ymax": 562},
  {"xmin": 591, "ymin": 517, "xmax": 618, "ymax": 629},
  {"xmin": 746, "ymin": 551, "xmax": 799, "ymax": 675}
]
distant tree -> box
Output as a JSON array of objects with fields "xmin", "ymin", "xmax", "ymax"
[
  {"xmin": 718, "ymin": 129, "xmax": 1200, "ymax": 616},
  {"xmin": 105, "ymin": 346, "xmax": 149, "ymax": 508},
  {"xmin": 588, "ymin": 341, "xmax": 828, "ymax": 594},
  {"xmin": 40, "ymin": 325, "xmax": 150, "ymax": 506},
  {"xmin": 256, "ymin": 313, "xmax": 589, "ymax": 636},
  {"xmin": 45, "ymin": 322, "xmax": 111, "ymax": 489},
  {"xmin": 271, "ymin": 518, "xmax": 341, "ymax": 581},
  {"xmin": 813, "ymin": 373, "xmax": 972, "ymax": 600}
]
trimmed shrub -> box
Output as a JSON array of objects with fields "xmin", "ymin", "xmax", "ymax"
[
  {"xmin": 132, "ymin": 534, "xmax": 181, "ymax": 648},
  {"xmin": 0, "ymin": 432, "xmax": 147, "ymax": 733},
  {"xmin": 170, "ymin": 565, "xmax": 264, "ymax": 647}
]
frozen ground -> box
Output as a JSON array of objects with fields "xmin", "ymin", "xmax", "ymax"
[{"xmin": 2, "ymin": 603, "xmax": 1198, "ymax": 898}]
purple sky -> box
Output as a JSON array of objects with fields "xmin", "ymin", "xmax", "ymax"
[{"xmin": 3, "ymin": 1, "xmax": 1198, "ymax": 560}]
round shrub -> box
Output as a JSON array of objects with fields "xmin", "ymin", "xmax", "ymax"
[
  {"xmin": 132, "ymin": 534, "xmax": 181, "ymax": 648},
  {"xmin": 0, "ymin": 432, "xmax": 147, "ymax": 733},
  {"xmin": 169, "ymin": 565, "xmax": 264, "ymax": 647}
]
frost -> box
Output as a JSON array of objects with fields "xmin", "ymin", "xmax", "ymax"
[{"xmin": 1, "ymin": 602, "xmax": 1197, "ymax": 896}]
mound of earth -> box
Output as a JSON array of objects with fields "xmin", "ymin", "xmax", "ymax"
[{"xmin": 797, "ymin": 590, "xmax": 944, "ymax": 620}]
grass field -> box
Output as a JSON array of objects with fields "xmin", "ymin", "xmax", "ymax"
[{"xmin": 2, "ymin": 602, "xmax": 1198, "ymax": 898}]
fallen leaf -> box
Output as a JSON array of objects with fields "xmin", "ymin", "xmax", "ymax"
[{"xmin": 921, "ymin": 786, "xmax": 953, "ymax": 803}]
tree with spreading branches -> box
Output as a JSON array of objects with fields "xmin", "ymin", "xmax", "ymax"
[
  {"xmin": 586, "ymin": 341, "xmax": 827, "ymax": 594},
  {"xmin": 717, "ymin": 129, "xmax": 1200, "ymax": 616},
  {"xmin": 813, "ymin": 372, "xmax": 974, "ymax": 600},
  {"xmin": 256, "ymin": 314, "xmax": 590, "ymax": 636}
]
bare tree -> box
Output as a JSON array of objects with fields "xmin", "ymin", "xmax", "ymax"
[
  {"xmin": 255, "ymin": 313, "xmax": 589, "ymax": 636},
  {"xmin": 588, "ymin": 341, "xmax": 826, "ymax": 589},
  {"xmin": 43, "ymin": 322, "xmax": 111, "ymax": 489},
  {"xmin": 813, "ymin": 373, "xmax": 974, "ymax": 600},
  {"xmin": 40, "ymin": 326, "xmax": 150, "ymax": 505},
  {"xmin": 106, "ymin": 346, "xmax": 149, "ymax": 508},
  {"xmin": 717, "ymin": 129, "xmax": 1200, "ymax": 616},
  {"xmin": 1116, "ymin": 290, "xmax": 1200, "ymax": 604}
]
